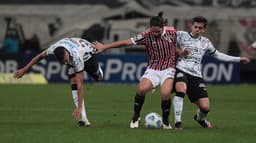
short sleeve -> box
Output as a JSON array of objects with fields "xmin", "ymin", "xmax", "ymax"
[
  {"xmin": 205, "ymin": 40, "xmax": 216, "ymax": 55},
  {"xmin": 46, "ymin": 44, "xmax": 56, "ymax": 56},
  {"xmin": 131, "ymin": 33, "xmax": 146, "ymax": 45}
]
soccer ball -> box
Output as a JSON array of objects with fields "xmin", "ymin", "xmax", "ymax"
[{"xmin": 144, "ymin": 112, "xmax": 162, "ymax": 128}]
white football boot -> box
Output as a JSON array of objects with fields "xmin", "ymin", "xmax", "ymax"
[
  {"xmin": 162, "ymin": 123, "xmax": 173, "ymax": 130},
  {"xmin": 130, "ymin": 118, "xmax": 140, "ymax": 128}
]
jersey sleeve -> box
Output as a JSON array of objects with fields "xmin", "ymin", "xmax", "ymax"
[
  {"xmin": 73, "ymin": 57, "xmax": 85, "ymax": 73},
  {"xmin": 176, "ymin": 31, "xmax": 186, "ymax": 49},
  {"xmin": 46, "ymin": 44, "xmax": 56, "ymax": 56},
  {"xmin": 131, "ymin": 31, "xmax": 147, "ymax": 45},
  {"xmin": 205, "ymin": 39, "xmax": 217, "ymax": 55},
  {"xmin": 212, "ymin": 50, "xmax": 240, "ymax": 62}
]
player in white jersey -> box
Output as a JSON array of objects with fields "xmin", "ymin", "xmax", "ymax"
[
  {"xmin": 14, "ymin": 38, "xmax": 103, "ymax": 127},
  {"xmin": 173, "ymin": 16, "xmax": 250, "ymax": 130}
]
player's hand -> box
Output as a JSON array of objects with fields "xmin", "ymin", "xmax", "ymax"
[
  {"xmin": 181, "ymin": 48, "xmax": 192, "ymax": 57},
  {"xmin": 72, "ymin": 107, "xmax": 82, "ymax": 120},
  {"xmin": 240, "ymin": 57, "xmax": 250, "ymax": 64},
  {"xmin": 92, "ymin": 41, "xmax": 105, "ymax": 53},
  {"xmin": 13, "ymin": 68, "xmax": 26, "ymax": 79}
]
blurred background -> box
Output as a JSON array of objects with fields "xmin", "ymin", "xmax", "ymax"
[{"xmin": 0, "ymin": 0, "xmax": 256, "ymax": 84}]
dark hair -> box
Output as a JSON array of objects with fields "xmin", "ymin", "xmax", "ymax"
[
  {"xmin": 53, "ymin": 46, "xmax": 66, "ymax": 63},
  {"xmin": 192, "ymin": 16, "xmax": 208, "ymax": 28},
  {"xmin": 158, "ymin": 11, "xmax": 168, "ymax": 26},
  {"xmin": 150, "ymin": 16, "xmax": 164, "ymax": 27}
]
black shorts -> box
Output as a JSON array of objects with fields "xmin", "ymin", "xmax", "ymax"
[
  {"xmin": 174, "ymin": 69, "xmax": 208, "ymax": 102},
  {"xmin": 68, "ymin": 55, "xmax": 100, "ymax": 80}
]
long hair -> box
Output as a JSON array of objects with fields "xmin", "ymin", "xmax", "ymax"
[{"xmin": 150, "ymin": 16, "xmax": 164, "ymax": 27}]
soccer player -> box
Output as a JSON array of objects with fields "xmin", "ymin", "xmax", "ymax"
[
  {"xmin": 14, "ymin": 37, "xmax": 103, "ymax": 127},
  {"xmin": 173, "ymin": 16, "xmax": 250, "ymax": 130},
  {"xmin": 94, "ymin": 16, "xmax": 188, "ymax": 129}
]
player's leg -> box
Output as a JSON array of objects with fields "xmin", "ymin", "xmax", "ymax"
[
  {"xmin": 160, "ymin": 78, "xmax": 173, "ymax": 129},
  {"xmin": 173, "ymin": 69, "xmax": 188, "ymax": 130},
  {"xmin": 68, "ymin": 67, "xmax": 90, "ymax": 127},
  {"xmin": 130, "ymin": 77, "xmax": 153, "ymax": 128},
  {"xmin": 194, "ymin": 97, "xmax": 212, "ymax": 128},
  {"xmin": 159, "ymin": 67, "xmax": 176, "ymax": 129},
  {"xmin": 84, "ymin": 54, "xmax": 103, "ymax": 81},
  {"xmin": 173, "ymin": 81, "xmax": 186, "ymax": 130},
  {"xmin": 187, "ymin": 78, "xmax": 212, "ymax": 128}
]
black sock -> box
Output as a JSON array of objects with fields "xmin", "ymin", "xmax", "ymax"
[
  {"xmin": 176, "ymin": 92, "xmax": 185, "ymax": 98},
  {"xmin": 198, "ymin": 109, "xmax": 209, "ymax": 120},
  {"xmin": 132, "ymin": 93, "xmax": 145, "ymax": 121},
  {"xmin": 161, "ymin": 99, "xmax": 171, "ymax": 125}
]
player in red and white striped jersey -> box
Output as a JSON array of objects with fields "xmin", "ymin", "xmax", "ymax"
[{"xmin": 95, "ymin": 16, "xmax": 188, "ymax": 129}]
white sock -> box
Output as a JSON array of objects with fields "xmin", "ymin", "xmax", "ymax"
[
  {"xmin": 173, "ymin": 96, "xmax": 184, "ymax": 123},
  {"xmin": 72, "ymin": 90, "xmax": 88, "ymax": 121}
]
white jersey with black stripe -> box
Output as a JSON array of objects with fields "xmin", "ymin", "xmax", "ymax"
[
  {"xmin": 46, "ymin": 38, "xmax": 96, "ymax": 73},
  {"xmin": 176, "ymin": 31, "xmax": 216, "ymax": 78}
]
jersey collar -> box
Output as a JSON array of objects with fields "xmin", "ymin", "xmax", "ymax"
[
  {"xmin": 162, "ymin": 26, "xmax": 166, "ymax": 36},
  {"xmin": 188, "ymin": 32, "xmax": 201, "ymax": 40}
]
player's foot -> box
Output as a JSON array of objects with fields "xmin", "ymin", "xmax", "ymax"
[
  {"xmin": 96, "ymin": 64, "xmax": 104, "ymax": 81},
  {"xmin": 78, "ymin": 120, "xmax": 91, "ymax": 127},
  {"xmin": 194, "ymin": 115, "xmax": 213, "ymax": 128},
  {"xmin": 162, "ymin": 123, "xmax": 172, "ymax": 130},
  {"xmin": 130, "ymin": 117, "xmax": 140, "ymax": 128},
  {"xmin": 175, "ymin": 122, "xmax": 183, "ymax": 130}
]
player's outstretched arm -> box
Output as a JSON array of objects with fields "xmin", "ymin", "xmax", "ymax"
[
  {"xmin": 72, "ymin": 71, "xmax": 84, "ymax": 120},
  {"xmin": 93, "ymin": 39, "xmax": 133, "ymax": 53},
  {"xmin": 14, "ymin": 50, "xmax": 47, "ymax": 78},
  {"xmin": 213, "ymin": 50, "xmax": 250, "ymax": 64}
]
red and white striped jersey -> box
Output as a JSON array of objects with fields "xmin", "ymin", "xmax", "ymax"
[{"xmin": 131, "ymin": 26, "xmax": 177, "ymax": 70}]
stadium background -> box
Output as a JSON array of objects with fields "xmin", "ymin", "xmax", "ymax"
[
  {"xmin": 1, "ymin": 1, "xmax": 256, "ymax": 143},
  {"xmin": 0, "ymin": 0, "xmax": 256, "ymax": 83}
]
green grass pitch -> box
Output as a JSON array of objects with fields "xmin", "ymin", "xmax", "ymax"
[{"xmin": 0, "ymin": 84, "xmax": 255, "ymax": 143}]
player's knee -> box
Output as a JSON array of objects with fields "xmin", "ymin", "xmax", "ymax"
[
  {"xmin": 161, "ymin": 90, "xmax": 171, "ymax": 98},
  {"xmin": 137, "ymin": 86, "xmax": 150, "ymax": 95},
  {"xmin": 175, "ymin": 82, "xmax": 186, "ymax": 93},
  {"xmin": 199, "ymin": 104, "xmax": 210, "ymax": 111}
]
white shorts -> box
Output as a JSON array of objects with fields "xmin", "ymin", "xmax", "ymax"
[{"xmin": 141, "ymin": 67, "xmax": 175, "ymax": 89}]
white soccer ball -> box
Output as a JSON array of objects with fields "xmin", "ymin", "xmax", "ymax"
[{"xmin": 144, "ymin": 112, "xmax": 162, "ymax": 128}]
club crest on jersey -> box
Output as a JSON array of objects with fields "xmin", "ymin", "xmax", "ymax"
[{"xmin": 200, "ymin": 40, "xmax": 207, "ymax": 48}]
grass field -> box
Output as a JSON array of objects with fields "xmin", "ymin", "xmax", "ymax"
[{"xmin": 0, "ymin": 84, "xmax": 255, "ymax": 143}]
